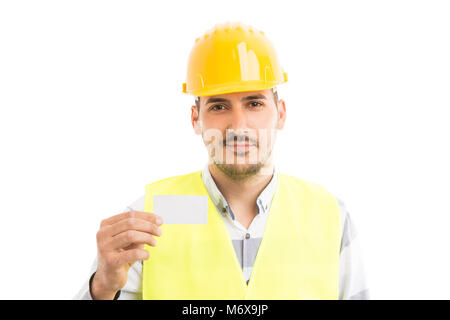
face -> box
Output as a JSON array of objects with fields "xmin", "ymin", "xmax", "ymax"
[{"xmin": 191, "ymin": 89, "xmax": 286, "ymax": 180}]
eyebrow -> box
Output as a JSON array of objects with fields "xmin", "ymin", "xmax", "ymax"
[{"xmin": 205, "ymin": 94, "xmax": 267, "ymax": 105}]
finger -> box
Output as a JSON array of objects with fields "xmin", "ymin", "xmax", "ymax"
[
  {"xmin": 123, "ymin": 243, "xmax": 145, "ymax": 251},
  {"xmin": 116, "ymin": 249, "xmax": 150, "ymax": 266},
  {"xmin": 105, "ymin": 218, "xmax": 162, "ymax": 238},
  {"xmin": 107, "ymin": 230, "xmax": 158, "ymax": 250},
  {"xmin": 100, "ymin": 210, "xmax": 163, "ymax": 227}
]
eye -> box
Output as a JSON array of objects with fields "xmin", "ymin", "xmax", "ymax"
[
  {"xmin": 248, "ymin": 101, "xmax": 263, "ymax": 108},
  {"xmin": 210, "ymin": 104, "xmax": 226, "ymax": 111}
]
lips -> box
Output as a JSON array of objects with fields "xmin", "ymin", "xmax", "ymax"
[
  {"xmin": 226, "ymin": 143, "xmax": 251, "ymax": 146},
  {"xmin": 225, "ymin": 143, "xmax": 256, "ymax": 152}
]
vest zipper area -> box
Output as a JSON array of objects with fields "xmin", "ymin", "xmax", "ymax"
[
  {"xmin": 199, "ymin": 176, "xmax": 249, "ymax": 295},
  {"xmin": 244, "ymin": 175, "xmax": 281, "ymax": 299}
]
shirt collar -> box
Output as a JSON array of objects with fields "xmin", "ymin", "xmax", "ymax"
[{"xmin": 201, "ymin": 163, "xmax": 278, "ymax": 220}]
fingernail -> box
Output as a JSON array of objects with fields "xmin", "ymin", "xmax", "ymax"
[
  {"xmin": 157, "ymin": 228, "xmax": 162, "ymax": 236},
  {"xmin": 156, "ymin": 217, "xmax": 163, "ymax": 225}
]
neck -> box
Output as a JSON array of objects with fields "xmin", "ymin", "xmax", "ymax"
[{"xmin": 208, "ymin": 160, "xmax": 274, "ymax": 207}]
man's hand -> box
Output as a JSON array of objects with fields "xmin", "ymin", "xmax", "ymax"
[{"xmin": 91, "ymin": 210, "xmax": 163, "ymax": 299}]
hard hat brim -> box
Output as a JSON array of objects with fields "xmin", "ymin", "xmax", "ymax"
[{"xmin": 183, "ymin": 76, "xmax": 287, "ymax": 97}]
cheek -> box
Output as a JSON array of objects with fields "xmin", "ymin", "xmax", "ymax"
[
  {"xmin": 252, "ymin": 111, "xmax": 278, "ymax": 131},
  {"xmin": 200, "ymin": 124, "xmax": 225, "ymax": 147},
  {"xmin": 254, "ymin": 114, "xmax": 278, "ymax": 144},
  {"xmin": 200, "ymin": 114, "xmax": 224, "ymax": 130}
]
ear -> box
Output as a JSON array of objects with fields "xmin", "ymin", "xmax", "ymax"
[
  {"xmin": 276, "ymin": 99, "xmax": 286, "ymax": 130},
  {"xmin": 191, "ymin": 105, "xmax": 201, "ymax": 135}
]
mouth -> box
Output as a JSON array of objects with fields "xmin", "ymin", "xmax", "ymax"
[{"xmin": 225, "ymin": 142, "xmax": 256, "ymax": 151}]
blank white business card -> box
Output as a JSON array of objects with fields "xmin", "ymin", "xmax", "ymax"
[{"xmin": 153, "ymin": 195, "xmax": 208, "ymax": 224}]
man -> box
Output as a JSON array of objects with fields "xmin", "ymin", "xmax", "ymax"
[{"xmin": 75, "ymin": 22, "xmax": 368, "ymax": 300}]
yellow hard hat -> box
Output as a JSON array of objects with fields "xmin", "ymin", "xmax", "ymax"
[{"xmin": 182, "ymin": 22, "xmax": 288, "ymax": 96}]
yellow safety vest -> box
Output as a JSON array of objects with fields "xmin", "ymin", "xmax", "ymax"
[{"xmin": 142, "ymin": 170, "xmax": 341, "ymax": 299}]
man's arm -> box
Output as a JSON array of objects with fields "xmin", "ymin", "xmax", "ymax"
[
  {"xmin": 73, "ymin": 256, "xmax": 143, "ymax": 300},
  {"xmin": 337, "ymin": 198, "xmax": 370, "ymax": 300},
  {"xmin": 74, "ymin": 197, "xmax": 147, "ymax": 300}
]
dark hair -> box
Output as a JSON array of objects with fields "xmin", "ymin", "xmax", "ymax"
[{"xmin": 195, "ymin": 87, "xmax": 279, "ymax": 110}]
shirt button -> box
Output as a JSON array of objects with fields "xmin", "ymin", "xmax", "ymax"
[{"xmin": 245, "ymin": 233, "xmax": 250, "ymax": 239}]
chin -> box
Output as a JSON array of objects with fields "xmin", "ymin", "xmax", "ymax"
[{"xmin": 214, "ymin": 162, "xmax": 264, "ymax": 180}]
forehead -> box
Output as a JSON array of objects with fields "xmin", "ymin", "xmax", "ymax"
[{"xmin": 199, "ymin": 89, "xmax": 272, "ymax": 105}]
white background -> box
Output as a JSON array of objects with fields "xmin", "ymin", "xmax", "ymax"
[{"xmin": 0, "ymin": 0, "xmax": 449, "ymax": 299}]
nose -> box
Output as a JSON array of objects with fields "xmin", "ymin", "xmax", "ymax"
[{"xmin": 228, "ymin": 106, "xmax": 249, "ymax": 132}]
